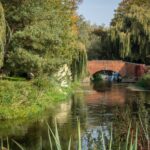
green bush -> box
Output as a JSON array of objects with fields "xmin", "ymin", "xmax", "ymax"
[
  {"xmin": 6, "ymin": 48, "xmax": 65, "ymax": 77},
  {"xmin": 6, "ymin": 48, "xmax": 43, "ymax": 77},
  {"xmin": 32, "ymin": 75, "xmax": 57, "ymax": 90},
  {"xmin": 137, "ymin": 74, "xmax": 150, "ymax": 90}
]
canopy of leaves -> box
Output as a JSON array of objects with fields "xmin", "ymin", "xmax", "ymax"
[
  {"xmin": 110, "ymin": 0, "xmax": 150, "ymax": 63},
  {"xmin": 88, "ymin": 26, "xmax": 120, "ymax": 60},
  {"xmin": 0, "ymin": 0, "xmax": 87, "ymax": 78},
  {"xmin": 77, "ymin": 16, "xmax": 92, "ymax": 48},
  {"xmin": 87, "ymin": 0, "xmax": 150, "ymax": 64}
]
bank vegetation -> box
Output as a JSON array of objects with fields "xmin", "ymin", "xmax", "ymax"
[{"xmin": 0, "ymin": 0, "xmax": 87, "ymax": 119}]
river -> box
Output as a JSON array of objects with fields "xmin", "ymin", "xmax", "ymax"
[{"xmin": 0, "ymin": 82, "xmax": 150, "ymax": 150}]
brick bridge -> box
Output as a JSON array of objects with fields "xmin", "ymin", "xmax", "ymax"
[{"xmin": 87, "ymin": 60, "xmax": 147, "ymax": 77}]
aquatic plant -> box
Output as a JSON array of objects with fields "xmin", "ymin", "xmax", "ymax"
[
  {"xmin": 2, "ymin": 116, "xmax": 149, "ymax": 150},
  {"xmin": 47, "ymin": 119, "xmax": 149, "ymax": 150}
]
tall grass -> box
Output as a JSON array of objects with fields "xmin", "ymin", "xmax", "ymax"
[
  {"xmin": 3, "ymin": 118, "xmax": 149, "ymax": 150},
  {"xmin": 0, "ymin": 137, "xmax": 10, "ymax": 150},
  {"xmin": 0, "ymin": 76, "xmax": 74, "ymax": 119},
  {"xmin": 47, "ymin": 119, "xmax": 62, "ymax": 150},
  {"xmin": 139, "ymin": 115, "xmax": 150, "ymax": 150},
  {"xmin": 46, "ymin": 119, "xmax": 82, "ymax": 150},
  {"xmin": 45, "ymin": 119, "xmax": 149, "ymax": 150}
]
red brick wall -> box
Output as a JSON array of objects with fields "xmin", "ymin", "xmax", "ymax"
[{"xmin": 87, "ymin": 60, "xmax": 146, "ymax": 77}]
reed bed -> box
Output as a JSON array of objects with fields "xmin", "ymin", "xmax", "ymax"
[{"xmin": 1, "ymin": 117, "xmax": 148, "ymax": 150}]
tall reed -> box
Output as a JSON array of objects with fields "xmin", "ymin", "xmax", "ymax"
[{"xmin": 8, "ymin": 118, "xmax": 150, "ymax": 150}]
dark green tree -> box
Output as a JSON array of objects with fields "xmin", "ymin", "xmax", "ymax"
[
  {"xmin": 87, "ymin": 26, "xmax": 120, "ymax": 60},
  {"xmin": 1, "ymin": 0, "xmax": 87, "ymax": 77}
]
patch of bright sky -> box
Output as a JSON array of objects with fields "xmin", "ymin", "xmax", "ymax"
[{"xmin": 78, "ymin": 0, "xmax": 122, "ymax": 26}]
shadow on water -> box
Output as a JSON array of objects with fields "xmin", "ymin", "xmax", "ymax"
[
  {"xmin": 0, "ymin": 82, "xmax": 150, "ymax": 150},
  {"xmin": 92, "ymin": 81, "xmax": 112, "ymax": 92}
]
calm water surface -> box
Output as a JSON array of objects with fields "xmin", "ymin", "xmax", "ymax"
[{"xmin": 0, "ymin": 83, "xmax": 150, "ymax": 150}]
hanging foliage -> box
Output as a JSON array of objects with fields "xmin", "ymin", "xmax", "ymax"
[
  {"xmin": 110, "ymin": 0, "xmax": 150, "ymax": 63},
  {"xmin": 71, "ymin": 42, "xmax": 87, "ymax": 80},
  {"xmin": 0, "ymin": 2, "xmax": 6, "ymax": 67}
]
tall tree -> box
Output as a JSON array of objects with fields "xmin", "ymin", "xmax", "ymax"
[
  {"xmin": 1, "ymin": 0, "xmax": 87, "ymax": 77},
  {"xmin": 110, "ymin": 0, "xmax": 150, "ymax": 63}
]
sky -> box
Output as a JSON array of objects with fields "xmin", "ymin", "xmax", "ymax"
[{"xmin": 78, "ymin": 0, "xmax": 122, "ymax": 26}]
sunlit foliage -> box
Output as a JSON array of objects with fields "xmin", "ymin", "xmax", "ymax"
[
  {"xmin": 0, "ymin": 2, "xmax": 5, "ymax": 67},
  {"xmin": 110, "ymin": 0, "xmax": 150, "ymax": 63},
  {"xmin": 88, "ymin": 0, "xmax": 150, "ymax": 64},
  {"xmin": 0, "ymin": 0, "xmax": 87, "ymax": 79}
]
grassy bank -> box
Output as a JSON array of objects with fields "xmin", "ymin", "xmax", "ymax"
[
  {"xmin": 0, "ymin": 76, "xmax": 77, "ymax": 120},
  {"xmin": 137, "ymin": 74, "xmax": 150, "ymax": 90}
]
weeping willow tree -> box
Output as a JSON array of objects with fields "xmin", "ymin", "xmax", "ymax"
[
  {"xmin": 71, "ymin": 42, "xmax": 87, "ymax": 80},
  {"xmin": 0, "ymin": 2, "xmax": 6, "ymax": 68},
  {"xmin": 110, "ymin": 0, "xmax": 150, "ymax": 63},
  {"xmin": 88, "ymin": 26, "xmax": 120, "ymax": 60}
]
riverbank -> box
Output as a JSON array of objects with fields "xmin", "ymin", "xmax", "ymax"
[
  {"xmin": 0, "ymin": 82, "xmax": 149, "ymax": 150},
  {"xmin": 137, "ymin": 74, "xmax": 150, "ymax": 90},
  {"xmin": 127, "ymin": 84, "xmax": 150, "ymax": 92},
  {"xmin": 0, "ymin": 77, "xmax": 79, "ymax": 120}
]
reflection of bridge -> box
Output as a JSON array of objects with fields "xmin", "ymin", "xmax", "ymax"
[
  {"xmin": 87, "ymin": 60, "xmax": 147, "ymax": 77},
  {"xmin": 85, "ymin": 87, "xmax": 125, "ymax": 105}
]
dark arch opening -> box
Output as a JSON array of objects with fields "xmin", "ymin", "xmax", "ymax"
[{"xmin": 92, "ymin": 70, "xmax": 122, "ymax": 82}]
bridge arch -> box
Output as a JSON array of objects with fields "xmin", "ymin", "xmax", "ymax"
[
  {"xmin": 93, "ymin": 70, "xmax": 122, "ymax": 76},
  {"xmin": 87, "ymin": 60, "xmax": 147, "ymax": 78}
]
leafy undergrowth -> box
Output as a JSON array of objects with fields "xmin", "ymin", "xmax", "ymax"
[
  {"xmin": 137, "ymin": 74, "xmax": 150, "ymax": 90},
  {"xmin": 0, "ymin": 76, "xmax": 75, "ymax": 120}
]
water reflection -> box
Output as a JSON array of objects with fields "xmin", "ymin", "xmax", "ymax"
[
  {"xmin": 82, "ymin": 125, "xmax": 111, "ymax": 150},
  {"xmin": 85, "ymin": 82, "xmax": 126, "ymax": 106},
  {"xmin": 0, "ymin": 82, "xmax": 149, "ymax": 150}
]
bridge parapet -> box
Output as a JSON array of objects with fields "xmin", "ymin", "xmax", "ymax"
[{"xmin": 87, "ymin": 60, "xmax": 147, "ymax": 78}]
